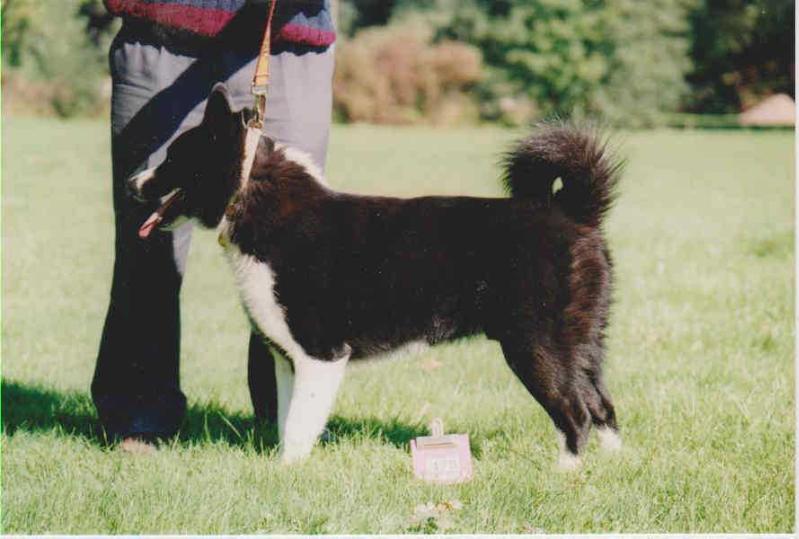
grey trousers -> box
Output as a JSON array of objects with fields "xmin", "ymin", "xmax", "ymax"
[{"xmin": 92, "ymin": 23, "xmax": 334, "ymax": 439}]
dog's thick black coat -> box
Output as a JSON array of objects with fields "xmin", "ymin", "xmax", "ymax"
[{"xmin": 134, "ymin": 85, "xmax": 623, "ymax": 459}]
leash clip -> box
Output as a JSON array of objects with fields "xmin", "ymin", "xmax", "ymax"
[
  {"xmin": 249, "ymin": 0, "xmax": 277, "ymax": 130},
  {"xmin": 250, "ymin": 87, "xmax": 267, "ymax": 129}
]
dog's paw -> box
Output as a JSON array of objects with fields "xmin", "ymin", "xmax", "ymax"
[
  {"xmin": 596, "ymin": 426, "xmax": 622, "ymax": 452},
  {"xmin": 279, "ymin": 440, "xmax": 313, "ymax": 464},
  {"xmin": 279, "ymin": 450, "xmax": 309, "ymax": 465},
  {"xmin": 119, "ymin": 437, "xmax": 157, "ymax": 455},
  {"xmin": 556, "ymin": 452, "xmax": 582, "ymax": 471}
]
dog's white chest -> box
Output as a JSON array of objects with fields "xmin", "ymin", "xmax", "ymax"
[{"xmin": 218, "ymin": 233, "xmax": 304, "ymax": 359}]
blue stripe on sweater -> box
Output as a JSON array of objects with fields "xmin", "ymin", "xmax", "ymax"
[{"xmin": 129, "ymin": 0, "xmax": 246, "ymax": 9}]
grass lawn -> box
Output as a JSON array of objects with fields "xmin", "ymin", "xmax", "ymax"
[{"xmin": 1, "ymin": 118, "xmax": 794, "ymax": 533}]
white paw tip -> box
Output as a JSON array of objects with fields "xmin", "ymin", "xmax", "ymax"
[
  {"xmin": 279, "ymin": 443, "xmax": 313, "ymax": 465},
  {"xmin": 597, "ymin": 426, "xmax": 623, "ymax": 452},
  {"xmin": 557, "ymin": 452, "xmax": 582, "ymax": 471},
  {"xmin": 279, "ymin": 452, "xmax": 305, "ymax": 465}
]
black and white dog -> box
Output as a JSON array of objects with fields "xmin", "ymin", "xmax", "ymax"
[{"xmin": 131, "ymin": 83, "xmax": 623, "ymax": 467}]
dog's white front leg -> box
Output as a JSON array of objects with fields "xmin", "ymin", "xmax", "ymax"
[
  {"xmin": 273, "ymin": 350, "xmax": 294, "ymax": 439},
  {"xmin": 280, "ymin": 352, "xmax": 349, "ymax": 464}
]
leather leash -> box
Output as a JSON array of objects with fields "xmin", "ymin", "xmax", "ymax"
[{"xmin": 250, "ymin": 0, "xmax": 278, "ymax": 129}]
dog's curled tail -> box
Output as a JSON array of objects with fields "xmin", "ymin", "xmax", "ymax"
[{"xmin": 502, "ymin": 123, "xmax": 623, "ymax": 228}]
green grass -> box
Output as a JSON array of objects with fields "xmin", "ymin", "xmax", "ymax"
[{"xmin": 1, "ymin": 118, "xmax": 794, "ymax": 533}]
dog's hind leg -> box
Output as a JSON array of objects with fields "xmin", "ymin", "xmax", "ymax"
[
  {"xmin": 279, "ymin": 347, "xmax": 350, "ymax": 464},
  {"xmin": 585, "ymin": 372, "xmax": 621, "ymax": 451},
  {"xmin": 575, "ymin": 337, "xmax": 621, "ymax": 452},
  {"xmin": 499, "ymin": 336, "xmax": 591, "ymax": 470}
]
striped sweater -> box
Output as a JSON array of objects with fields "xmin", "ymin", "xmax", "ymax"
[{"xmin": 104, "ymin": 0, "xmax": 336, "ymax": 47}]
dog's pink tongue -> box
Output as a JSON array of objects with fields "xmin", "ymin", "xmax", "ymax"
[{"xmin": 138, "ymin": 212, "xmax": 162, "ymax": 239}]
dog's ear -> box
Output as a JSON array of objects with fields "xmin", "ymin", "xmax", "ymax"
[{"xmin": 204, "ymin": 83, "xmax": 234, "ymax": 131}]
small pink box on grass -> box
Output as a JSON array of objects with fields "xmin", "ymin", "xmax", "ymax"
[{"xmin": 411, "ymin": 418, "xmax": 473, "ymax": 484}]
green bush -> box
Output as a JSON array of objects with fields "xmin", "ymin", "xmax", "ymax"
[
  {"xmin": 2, "ymin": 0, "xmax": 116, "ymax": 117},
  {"xmin": 2, "ymin": 0, "xmax": 791, "ymax": 122},
  {"xmin": 592, "ymin": 0, "xmax": 697, "ymax": 127},
  {"xmin": 333, "ymin": 24, "xmax": 483, "ymax": 125},
  {"xmin": 393, "ymin": 0, "xmax": 696, "ymax": 126},
  {"xmin": 687, "ymin": 0, "xmax": 794, "ymax": 113}
]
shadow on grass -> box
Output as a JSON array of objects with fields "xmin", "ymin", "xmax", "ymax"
[
  {"xmin": 1, "ymin": 379, "xmax": 425, "ymax": 452},
  {"xmin": 324, "ymin": 415, "xmax": 427, "ymax": 448}
]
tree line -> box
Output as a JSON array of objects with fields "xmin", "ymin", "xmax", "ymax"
[{"xmin": 2, "ymin": 0, "xmax": 793, "ymax": 125}]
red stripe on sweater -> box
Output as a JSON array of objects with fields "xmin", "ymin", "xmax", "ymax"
[
  {"xmin": 106, "ymin": 0, "xmax": 336, "ymax": 45},
  {"xmin": 276, "ymin": 23, "xmax": 336, "ymax": 47},
  {"xmin": 107, "ymin": 1, "xmax": 235, "ymax": 36}
]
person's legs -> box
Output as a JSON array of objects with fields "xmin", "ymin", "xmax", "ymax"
[
  {"xmin": 93, "ymin": 41, "xmax": 194, "ymax": 440},
  {"xmin": 92, "ymin": 32, "xmax": 209, "ymax": 440},
  {"xmin": 224, "ymin": 44, "xmax": 335, "ymax": 422},
  {"xmin": 93, "ymin": 27, "xmax": 335, "ymax": 434}
]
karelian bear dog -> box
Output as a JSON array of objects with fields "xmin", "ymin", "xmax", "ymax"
[{"xmin": 131, "ymin": 83, "xmax": 623, "ymax": 467}]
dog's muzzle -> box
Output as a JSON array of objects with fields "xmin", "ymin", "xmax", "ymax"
[
  {"xmin": 126, "ymin": 167, "xmax": 189, "ymax": 239},
  {"xmin": 127, "ymin": 168, "xmax": 156, "ymax": 202},
  {"xmin": 137, "ymin": 189, "xmax": 187, "ymax": 239}
]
